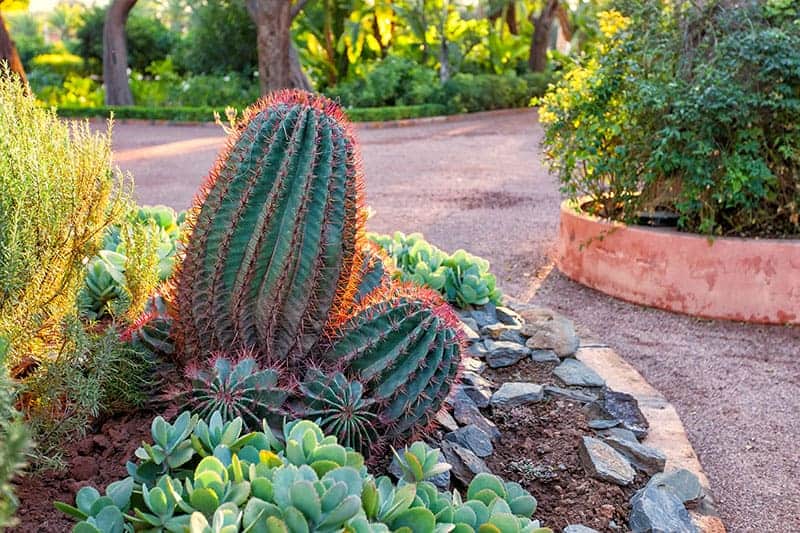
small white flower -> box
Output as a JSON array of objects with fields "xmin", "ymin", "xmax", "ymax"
[
  {"xmin": 126, "ymin": 67, "xmax": 132, "ymax": 75},
  {"xmin": 155, "ymin": 75, "xmax": 161, "ymax": 81},
  {"xmin": 253, "ymin": 71, "xmax": 259, "ymax": 78},
  {"xmin": 223, "ymin": 75, "xmax": 231, "ymax": 82}
]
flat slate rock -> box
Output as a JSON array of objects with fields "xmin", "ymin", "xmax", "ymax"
[
  {"xmin": 564, "ymin": 526, "xmax": 600, "ymax": 533},
  {"xmin": 604, "ymin": 435, "xmax": 666, "ymax": 476},
  {"xmin": 519, "ymin": 307, "xmax": 580, "ymax": 357},
  {"xmin": 603, "ymin": 390, "xmax": 649, "ymax": 438},
  {"xmin": 554, "ymin": 359, "xmax": 606, "ymax": 387},
  {"xmin": 461, "ymin": 356, "xmax": 486, "ymax": 374},
  {"xmin": 459, "ymin": 320, "xmax": 481, "ymax": 342},
  {"xmin": 469, "ymin": 304, "xmax": 498, "ymax": 329},
  {"xmin": 544, "ymin": 385, "xmax": 598, "ymax": 403},
  {"xmin": 490, "ymin": 382, "xmax": 544, "ymax": 408},
  {"xmin": 452, "ymin": 392, "xmax": 501, "ymax": 440},
  {"xmin": 579, "ymin": 436, "xmax": 635, "ymax": 486},
  {"xmin": 629, "ymin": 484, "xmax": 698, "ymax": 533},
  {"xmin": 484, "ymin": 339, "xmax": 530, "ymax": 368},
  {"xmin": 440, "ymin": 441, "xmax": 491, "ymax": 484},
  {"xmin": 530, "ymin": 349, "xmax": 560, "ymax": 363},
  {"xmin": 598, "ymin": 427, "xmax": 639, "ymax": 443},
  {"xmin": 468, "ymin": 341, "xmax": 489, "ymax": 359},
  {"xmin": 445, "ymin": 425, "xmax": 494, "ymax": 458},
  {"xmin": 495, "ymin": 306, "xmax": 523, "ymax": 326},
  {"xmin": 435, "ymin": 410, "xmax": 459, "ymax": 432},
  {"xmin": 587, "ymin": 419, "xmax": 620, "ymax": 430},
  {"xmin": 648, "ymin": 469, "xmax": 704, "ymax": 506}
]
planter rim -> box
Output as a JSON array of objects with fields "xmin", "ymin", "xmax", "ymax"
[
  {"xmin": 562, "ymin": 198, "xmax": 800, "ymax": 246},
  {"xmin": 557, "ymin": 198, "xmax": 800, "ymax": 325}
]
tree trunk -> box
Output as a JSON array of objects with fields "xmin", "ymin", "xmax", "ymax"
[
  {"xmin": 505, "ymin": 1, "xmax": 518, "ymax": 35},
  {"xmin": 248, "ymin": 0, "xmax": 312, "ymax": 95},
  {"xmin": 0, "ymin": 12, "xmax": 26, "ymax": 85},
  {"xmin": 528, "ymin": 0, "xmax": 559, "ymax": 72},
  {"xmin": 438, "ymin": 0, "xmax": 450, "ymax": 83},
  {"xmin": 103, "ymin": 0, "xmax": 137, "ymax": 105}
]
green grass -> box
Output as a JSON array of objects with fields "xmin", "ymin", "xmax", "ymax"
[{"xmin": 54, "ymin": 103, "xmax": 452, "ymax": 123}]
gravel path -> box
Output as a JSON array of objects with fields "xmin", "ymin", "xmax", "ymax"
[{"xmin": 112, "ymin": 110, "xmax": 799, "ymax": 532}]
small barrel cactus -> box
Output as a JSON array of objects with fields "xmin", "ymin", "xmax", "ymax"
[
  {"xmin": 320, "ymin": 283, "xmax": 463, "ymax": 441},
  {"xmin": 180, "ymin": 352, "xmax": 288, "ymax": 427},
  {"xmin": 173, "ymin": 91, "xmax": 365, "ymax": 366}
]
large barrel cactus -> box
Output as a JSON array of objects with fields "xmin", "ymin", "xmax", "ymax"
[
  {"xmin": 174, "ymin": 91, "xmax": 365, "ymax": 365},
  {"xmin": 171, "ymin": 91, "xmax": 462, "ymax": 453}
]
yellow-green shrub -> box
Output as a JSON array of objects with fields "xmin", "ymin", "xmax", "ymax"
[{"xmin": 0, "ymin": 66, "xmax": 127, "ymax": 363}]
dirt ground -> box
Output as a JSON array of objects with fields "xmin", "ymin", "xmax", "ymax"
[{"xmin": 111, "ymin": 110, "xmax": 800, "ymax": 533}]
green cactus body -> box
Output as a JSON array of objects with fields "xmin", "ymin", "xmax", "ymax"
[
  {"xmin": 174, "ymin": 92, "xmax": 364, "ymax": 366},
  {"xmin": 321, "ymin": 284, "xmax": 463, "ymax": 440}
]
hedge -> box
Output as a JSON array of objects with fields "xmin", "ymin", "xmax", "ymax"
[{"xmin": 55, "ymin": 103, "xmax": 450, "ymax": 124}]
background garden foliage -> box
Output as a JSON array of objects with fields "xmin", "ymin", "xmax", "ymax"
[
  {"xmin": 540, "ymin": 0, "xmax": 800, "ymax": 237},
  {"xmin": 5, "ymin": 0, "xmax": 580, "ymax": 115}
]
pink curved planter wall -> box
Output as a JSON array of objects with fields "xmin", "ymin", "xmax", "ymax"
[{"xmin": 556, "ymin": 201, "xmax": 800, "ymax": 325}]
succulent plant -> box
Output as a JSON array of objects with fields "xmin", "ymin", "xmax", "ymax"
[
  {"xmin": 368, "ymin": 231, "xmax": 502, "ymax": 308},
  {"xmin": 299, "ymin": 370, "xmax": 379, "ymax": 454},
  {"xmin": 321, "ymin": 284, "xmax": 463, "ymax": 441},
  {"xmin": 182, "ymin": 354, "xmax": 288, "ymax": 428},
  {"xmin": 392, "ymin": 441, "xmax": 451, "ymax": 483},
  {"xmin": 77, "ymin": 251, "xmax": 128, "ymax": 320},
  {"xmin": 58, "ymin": 412, "xmax": 550, "ymax": 533},
  {"xmin": 120, "ymin": 293, "xmax": 175, "ymax": 356},
  {"xmin": 132, "ymin": 411, "xmax": 196, "ymax": 475},
  {"xmin": 173, "ymin": 91, "xmax": 365, "ymax": 366}
]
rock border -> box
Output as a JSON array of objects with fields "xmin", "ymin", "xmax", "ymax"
[
  {"xmin": 421, "ymin": 301, "xmax": 726, "ymax": 533},
  {"xmin": 574, "ymin": 343, "xmax": 726, "ymax": 533}
]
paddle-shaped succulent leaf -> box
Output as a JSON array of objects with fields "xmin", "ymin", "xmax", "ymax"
[
  {"xmin": 173, "ymin": 91, "xmax": 365, "ymax": 367},
  {"xmin": 392, "ymin": 441, "xmax": 451, "ymax": 483},
  {"xmin": 133, "ymin": 412, "xmax": 196, "ymax": 472}
]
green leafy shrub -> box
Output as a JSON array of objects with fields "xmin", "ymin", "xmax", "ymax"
[
  {"xmin": 439, "ymin": 73, "xmax": 530, "ymax": 113},
  {"xmin": 368, "ymin": 232, "xmax": 502, "ymax": 308},
  {"xmin": 56, "ymin": 413, "xmax": 551, "ymax": 533},
  {"xmin": 326, "ymin": 57, "xmax": 440, "ymax": 108},
  {"xmin": 30, "ymin": 51, "xmax": 85, "ymax": 77},
  {"xmin": 540, "ymin": 2, "xmax": 800, "ymax": 237},
  {"xmin": 0, "ymin": 339, "xmax": 29, "ymax": 529},
  {"xmin": 23, "ymin": 320, "xmax": 157, "ymax": 470}
]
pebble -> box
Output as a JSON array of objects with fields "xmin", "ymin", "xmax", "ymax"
[
  {"xmin": 490, "ymin": 382, "xmax": 545, "ymax": 408},
  {"xmin": 461, "ymin": 356, "xmax": 486, "ymax": 374},
  {"xmin": 484, "ymin": 339, "xmax": 530, "ymax": 368},
  {"xmin": 598, "ymin": 427, "xmax": 639, "ymax": 442},
  {"xmin": 469, "ymin": 303, "xmax": 498, "ymax": 329},
  {"xmin": 629, "ymin": 484, "xmax": 698, "ymax": 533},
  {"xmin": 578, "ymin": 436, "xmax": 635, "ymax": 486},
  {"xmin": 444, "ymin": 425, "xmax": 494, "ymax": 458},
  {"xmin": 553, "ymin": 358, "xmax": 606, "ymax": 387}
]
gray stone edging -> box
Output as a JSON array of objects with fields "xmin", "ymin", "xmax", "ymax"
[{"xmin": 574, "ymin": 343, "xmax": 726, "ymax": 533}]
